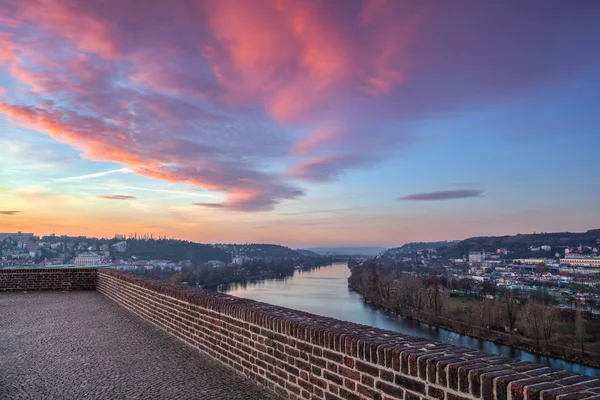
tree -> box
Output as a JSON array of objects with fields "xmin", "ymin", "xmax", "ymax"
[
  {"xmin": 575, "ymin": 305, "xmax": 586, "ymax": 355},
  {"xmin": 540, "ymin": 304, "xmax": 559, "ymax": 347},
  {"xmin": 458, "ymin": 278, "xmax": 473, "ymax": 300},
  {"xmin": 481, "ymin": 280, "xmax": 496, "ymax": 297},
  {"xmin": 523, "ymin": 300, "xmax": 543, "ymax": 345},
  {"xmin": 502, "ymin": 288, "xmax": 519, "ymax": 333}
]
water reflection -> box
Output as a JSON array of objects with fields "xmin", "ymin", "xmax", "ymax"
[{"xmin": 220, "ymin": 262, "xmax": 599, "ymax": 377}]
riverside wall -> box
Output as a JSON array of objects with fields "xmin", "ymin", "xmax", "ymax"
[
  {"xmin": 2, "ymin": 267, "xmax": 599, "ymax": 400},
  {"xmin": 0, "ymin": 267, "xmax": 96, "ymax": 291},
  {"xmin": 96, "ymin": 269, "xmax": 600, "ymax": 400}
]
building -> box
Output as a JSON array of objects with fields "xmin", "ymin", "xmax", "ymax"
[
  {"xmin": 206, "ymin": 260, "xmax": 223, "ymax": 268},
  {"xmin": 0, "ymin": 232, "xmax": 35, "ymax": 240},
  {"xmin": 468, "ymin": 251, "xmax": 484, "ymax": 263},
  {"xmin": 560, "ymin": 257, "xmax": 600, "ymax": 268},
  {"xmin": 111, "ymin": 241, "xmax": 127, "ymax": 253},
  {"xmin": 513, "ymin": 258, "xmax": 548, "ymax": 265},
  {"xmin": 73, "ymin": 252, "xmax": 101, "ymax": 267}
]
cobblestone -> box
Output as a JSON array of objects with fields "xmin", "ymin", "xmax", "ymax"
[{"xmin": 0, "ymin": 291, "xmax": 280, "ymax": 400}]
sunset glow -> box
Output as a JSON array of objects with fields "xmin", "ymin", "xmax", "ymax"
[{"xmin": 1, "ymin": 0, "xmax": 599, "ymax": 246}]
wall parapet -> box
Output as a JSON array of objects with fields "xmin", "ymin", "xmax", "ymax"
[
  {"xmin": 96, "ymin": 268, "xmax": 600, "ymax": 400},
  {"xmin": 0, "ymin": 268, "xmax": 97, "ymax": 291}
]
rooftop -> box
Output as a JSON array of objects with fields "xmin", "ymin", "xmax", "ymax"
[{"xmin": 0, "ymin": 291, "xmax": 278, "ymax": 400}]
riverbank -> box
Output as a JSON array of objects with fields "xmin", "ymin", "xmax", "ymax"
[{"xmin": 348, "ymin": 282, "xmax": 600, "ymax": 369}]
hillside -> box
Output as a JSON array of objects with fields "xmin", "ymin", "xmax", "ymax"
[
  {"xmin": 381, "ymin": 241, "xmax": 458, "ymax": 259},
  {"xmin": 217, "ymin": 244, "xmax": 303, "ymax": 259},
  {"xmin": 307, "ymin": 247, "xmax": 387, "ymax": 256},
  {"xmin": 295, "ymin": 249, "xmax": 321, "ymax": 257},
  {"xmin": 439, "ymin": 229, "xmax": 600, "ymax": 259},
  {"xmin": 125, "ymin": 239, "xmax": 230, "ymax": 263}
]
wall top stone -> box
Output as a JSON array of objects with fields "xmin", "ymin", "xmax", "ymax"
[
  {"xmin": 0, "ymin": 268, "xmax": 98, "ymax": 273},
  {"xmin": 98, "ymin": 269, "xmax": 591, "ymax": 376}
]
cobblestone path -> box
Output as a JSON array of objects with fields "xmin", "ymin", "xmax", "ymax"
[{"xmin": 0, "ymin": 291, "xmax": 280, "ymax": 400}]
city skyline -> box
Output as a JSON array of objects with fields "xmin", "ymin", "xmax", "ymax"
[{"xmin": 1, "ymin": 0, "xmax": 600, "ymax": 247}]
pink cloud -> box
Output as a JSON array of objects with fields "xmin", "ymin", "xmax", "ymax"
[
  {"xmin": 0, "ymin": 0, "xmax": 596, "ymax": 212},
  {"xmin": 288, "ymin": 154, "xmax": 372, "ymax": 183},
  {"xmin": 97, "ymin": 195, "xmax": 137, "ymax": 201},
  {"xmin": 292, "ymin": 128, "xmax": 344, "ymax": 156}
]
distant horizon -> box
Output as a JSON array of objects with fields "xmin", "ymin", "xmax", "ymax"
[
  {"xmin": 2, "ymin": 227, "xmax": 599, "ymax": 250},
  {"xmin": 1, "ymin": 1, "xmax": 599, "ymax": 245}
]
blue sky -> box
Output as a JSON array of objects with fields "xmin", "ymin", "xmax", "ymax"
[{"xmin": 0, "ymin": 0, "xmax": 599, "ymax": 246}]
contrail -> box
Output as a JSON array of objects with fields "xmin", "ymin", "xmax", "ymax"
[
  {"xmin": 103, "ymin": 183, "xmax": 222, "ymax": 199},
  {"xmin": 55, "ymin": 168, "xmax": 132, "ymax": 182}
]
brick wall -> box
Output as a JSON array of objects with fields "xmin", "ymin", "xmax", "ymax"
[
  {"xmin": 96, "ymin": 269, "xmax": 600, "ymax": 400},
  {"xmin": 0, "ymin": 268, "xmax": 97, "ymax": 291}
]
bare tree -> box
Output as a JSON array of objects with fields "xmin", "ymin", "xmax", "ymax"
[
  {"xmin": 523, "ymin": 300, "xmax": 544, "ymax": 345},
  {"xmin": 575, "ymin": 305, "xmax": 586, "ymax": 355},
  {"xmin": 541, "ymin": 305, "xmax": 559, "ymax": 347},
  {"xmin": 502, "ymin": 288, "xmax": 519, "ymax": 333}
]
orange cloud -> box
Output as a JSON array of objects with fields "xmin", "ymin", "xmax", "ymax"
[{"xmin": 0, "ymin": 0, "xmax": 425, "ymax": 211}]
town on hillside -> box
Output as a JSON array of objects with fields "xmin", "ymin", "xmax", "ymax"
[{"xmin": 0, "ymin": 232, "xmax": 332, "ymax": 288}]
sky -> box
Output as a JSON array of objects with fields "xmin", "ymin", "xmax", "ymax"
[{"xmin": 0, "ymin": 0, "xmax": 599, "ymax": 247}]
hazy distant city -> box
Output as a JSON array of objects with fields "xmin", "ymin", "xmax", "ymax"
[{"xmin": 3, "ymin": 229, "xmax": 599, "ymax": 303}]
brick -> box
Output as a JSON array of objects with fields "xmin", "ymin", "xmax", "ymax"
[
  {"xmin": 395, "ymin": 374, "xmax": 425, "ymax": 394},
  {"xmin": 376, "ymin": 381, "xmax": 404, "ymax": 399},
  {"xmin": 344, "ymin": 357, "xmax": 355, "ymax": 369},
  {"xmin": 361, "ymin": 374, "xmax": 375, "ymax": 387},
  {"xmin": 468, "ymin": 366, "xmax": 511, "ymax": 398},
  {"xmin": 510, "ymin": 376, "xmax": 554, "ymax": 400},
  {"xmin": 355, "ymin": 360, "xmax": 379, "ymax": 377},
  {"xmin": 405, "ymin": 392, "xmax": 420, "ymax": 400},
  {"xmin": 339, "ymin": 388, "xmax": 361, "ymax": 400},
  {"xmin": 480, "ymin": 369, "xmax": 515, "ymax": 400},
  {"xmin": 447, "ymin": 394, "xmax": 470, "ymax": 400},
  {"xmin": 428, "ymin": 387, "xmax": 445, "ymax": 400},
  {"xmin": 541, "ymin": 387, "xmax": 589, "ymax": 400},
  {"xmin": 495, "ymin": 374, "xmax": 528, "ymax": 400},
  {"xmin": 381, "ymin": 370, "xmax": 394, "ymax": 382},
  {"xmin": 323, "ymin": 371, "xmax": 343, "ymax": 385},
  {"xmin": 558, "ymin": 393, "xmax": 599, "ymax": 400},
  {"xmin": 323, "ymin": 350, "xmax": 344, "ymax": 363},
  {"xmin": 310, "ymin": 376, "xmax": 327, "ymax": 390},
  {"xmin": 298, "ymin": 378, "xmax": 313, "ymax": 392},
  {"xmin": 310, "ymin": 355, "xmax": 327, "ymax": 368},
  {"xmin": 339, "ymin": 366, "xmax": 360, "ymax": 381},
  {"xmin": 344, "ymin": 379, "xmax": 355, "ymax": 391}
]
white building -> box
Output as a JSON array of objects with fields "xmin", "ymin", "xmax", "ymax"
[
  {"xmin": 513, "ymin": 258, "xmax": 548, "ymax": 265},
  {"xmin": 232, "ymin": 257, "xmax": 244, "ymax": 265},
  {"xmin": 74, "ymin": 251, "xmax": 101, "ymax": 267},
  {"xmin": 468, "ymin": 251, "xmax": 484, "ymax": 263},
  {"xmin": 111, "ymin": 241, "xmax": 127, "ymax": 253},
  {"xmin": 560, "ymin": 257, "xmax": 600, "ymax": 268}
]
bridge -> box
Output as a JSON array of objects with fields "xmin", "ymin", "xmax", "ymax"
[{"xmin": 1, "ymin": 268, "xmax": 599, "ymax": 400}]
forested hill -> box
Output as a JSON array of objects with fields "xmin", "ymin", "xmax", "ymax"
[
  {"xmin": 439, "ymin": 229, "xmax": 600, "ymax": 259},
  {"xmin": 216, "ymin": 243, "xmax": 303, "ymax": 259},
  {"xmin": 382, "ymin": 241, "xmax": 458, "ymax": 258},
  {"xmin": 125, "ymin": 239, "xmax": 230, "ymax": 263},
  {"xmin": 295, "ymin": 249, "xmax": 321, "ymax": 257}
]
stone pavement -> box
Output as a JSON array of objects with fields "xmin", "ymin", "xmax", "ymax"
[{"xmin": 0, "ymin": 291, "xmax": 280, "ymax": 400}]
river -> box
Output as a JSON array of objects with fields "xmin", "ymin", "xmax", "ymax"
[{"xmin": 220, "ymin": 262, "xmax": 600, "ymax": 378}]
